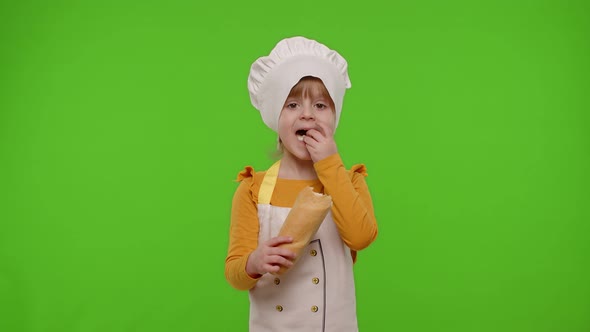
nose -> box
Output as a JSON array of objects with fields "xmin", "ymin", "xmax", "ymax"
[{"xmin": 300, "ymin": 104, "xmax": 315, "ymax": 120}]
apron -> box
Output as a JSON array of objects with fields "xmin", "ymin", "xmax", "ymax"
[{"xmin": 248, "ymin": 160, "xmax": 358, "ymax": 332}]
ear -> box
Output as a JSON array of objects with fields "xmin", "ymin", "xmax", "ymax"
[{"xmin": 277, "ymin": 136, "xmax": 283, "ymax": 152}]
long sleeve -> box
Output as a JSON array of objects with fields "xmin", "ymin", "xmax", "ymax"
[
  {"xmin": 224, "ymin": 170, "xmax": 262, "ymax": 291},
  {"xmin": 314, "ymin": 153, "xmax": 378, "ymax": 251}
]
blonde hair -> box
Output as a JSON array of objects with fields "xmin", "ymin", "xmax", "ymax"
[
  {"xmin": 287, "ymin": 76, "xmax": 336, "ymax": 109},
  {"xmin": 270, "ymin": 76, "xmax": 335, "ymax": 160}
]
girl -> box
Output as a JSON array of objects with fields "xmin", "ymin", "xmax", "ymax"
[{"xmin": 225, "ymin": 36, "xmax": 378, "ymax": 332}]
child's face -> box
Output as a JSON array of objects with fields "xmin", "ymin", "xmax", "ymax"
[{"xmin": 278, "ymin": 80, "xmax": 336, "ymax": 161}]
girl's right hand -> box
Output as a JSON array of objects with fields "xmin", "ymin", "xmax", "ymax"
[{"xmin": 246, "ymin": 236, "xmax": 296, "ymax": 277}]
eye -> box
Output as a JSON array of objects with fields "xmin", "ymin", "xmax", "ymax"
[
  {"xmin": 315, "ymin": 103, "xmax": 328, "ymax": 110},
  {"xmin": 285, "ymin": 102, "xmax": 298, "ymax": 109}
]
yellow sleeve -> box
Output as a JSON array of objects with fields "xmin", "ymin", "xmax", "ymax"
[
  {"xmin": 314, "ymin": 153, "xmax": 378, "ymax": 251},
  {"xmin": 224, "ymin": 167, "xmax": 262, "ymax": 290}
]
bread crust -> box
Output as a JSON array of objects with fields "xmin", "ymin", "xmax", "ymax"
[{"xmin": 274, "ymin": 186, "xmax": 332, "ymax": 275}]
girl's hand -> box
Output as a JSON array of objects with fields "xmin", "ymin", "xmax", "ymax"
[
  {"xmin": 246, "ymin": 236, "xmax": 296, "ymax": 277},
  {"xmin": 303, "ymin": 122, "xmax": 338, "ymax": 163}
]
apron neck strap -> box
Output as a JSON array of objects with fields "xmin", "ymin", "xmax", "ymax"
[{"xmin": 258, "ymin": 160, "xmax": 281, "ymax": 205}]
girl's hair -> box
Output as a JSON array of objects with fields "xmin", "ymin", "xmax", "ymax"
[
  {"xmin": 269, "ymin": 76, "xmax": 335, "ymax": 160},
  {"xmin": 287, "ymin": 76, "xmax": 336, "ymax": 110}
]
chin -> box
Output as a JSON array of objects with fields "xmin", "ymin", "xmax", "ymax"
[
  {"xmin": 292, "ymin": 151, "xmax": 312, "ymax": 161},
  {"xmin": 284, "ymin": 145, "xmax": 312, "ymax": 161},
  {"xmin": 296, "ymin": 154, "xmax": 312, "ymax": 161}
]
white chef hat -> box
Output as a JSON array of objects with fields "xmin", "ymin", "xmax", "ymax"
[{"xmin": 247, "ymin": 36, "xmax": 352, "ymax": 132}]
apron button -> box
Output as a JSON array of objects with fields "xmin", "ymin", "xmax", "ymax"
[
  {"xmin": 311, "ymin": 305, "xmax": 318, "ymax": 313},
  {"xmin": 312, "ymin": 277, "xmax": 319, "ymax": 284},
  {"xmin": 274, "ymin": 277, "xmax": 280, "ymax": 285},
  {"xmin": 310, "ymin": 249, "xmax": 317, "ymax": 256},
  {"xmin": 276, "ymin": 305, "xmax": 283, "ymax": 312}
]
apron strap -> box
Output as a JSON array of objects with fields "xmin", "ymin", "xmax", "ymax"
[{"xmin": 258, "ymin": 160, "xmax": 281, "ymax": 205}]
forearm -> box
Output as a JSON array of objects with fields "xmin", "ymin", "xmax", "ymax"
[
  {"xmin": 314, "ymin": 153, "xmax": 378, "ymax": 250},
  {"xmin": 225, "ymin": 178, "xmax": 262, "ymax": 290},
  {"xmin": 225, "ymin": 253, "xmax": 260, "ymax": 290}
]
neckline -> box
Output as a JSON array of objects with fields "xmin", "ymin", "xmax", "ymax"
[{"xmin": 276, "ymin": 177, "xmax": 321, "ymax": 182}]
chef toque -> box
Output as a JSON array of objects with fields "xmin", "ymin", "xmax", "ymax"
[{"xmin": 247, "ymin": 36, "xmax": 351, "ymax": 132}]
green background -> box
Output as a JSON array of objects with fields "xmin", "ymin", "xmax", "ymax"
[{"xmin": 1, "ymin": 0, "xmax": 589, "ymax": 331}]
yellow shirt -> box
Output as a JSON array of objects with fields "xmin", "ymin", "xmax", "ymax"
[{"xmin": 225, "ymin": 153, "xmax": 378, "ymax": 290}]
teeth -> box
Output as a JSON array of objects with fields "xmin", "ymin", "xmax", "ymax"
[{"xmin": 297, "ymin": 135, "xmax": 305, "ymax": 141}]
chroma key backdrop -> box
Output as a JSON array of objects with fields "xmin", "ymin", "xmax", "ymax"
[{"xmin": 1, "ymin": 1, "xmax": 588, "ymax": 331}]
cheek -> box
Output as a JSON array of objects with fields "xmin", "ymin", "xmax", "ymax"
[
  {"xmin": 322, "ymin": 112, "xmax": 336, "ymax": 127},
  {"xmin": 277, "ymin": 115, "xmax": 292, "ymax": 140},
  {"xmin": 277, "ymin": 112, "xmax": 287, "ymax": 130}
]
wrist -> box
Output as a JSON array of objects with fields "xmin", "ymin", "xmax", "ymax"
[
  {"xmin": 313, "ymin": 152, "xmax": 340, "ymax": 168},
  {"xmin": 246, "ymin": 267, "xmax": 262, "ymax": 279},
  {"xmin": 245, "ymin": 254, "xmax": 262, "ymax": 279}
]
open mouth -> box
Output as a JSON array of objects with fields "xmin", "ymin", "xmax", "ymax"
[{"xmin": 296, "ymin": 129, "xmax": 308, "ymax": 141}]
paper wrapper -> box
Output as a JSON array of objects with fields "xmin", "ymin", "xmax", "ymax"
[{"xmin": 273, "ymin": 186, "xmax": 332, "ymax": 275}]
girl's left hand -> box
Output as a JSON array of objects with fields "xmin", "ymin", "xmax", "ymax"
[{"xmin": 303, "ymin": 122, "xmax": 338, "ymax": 163}]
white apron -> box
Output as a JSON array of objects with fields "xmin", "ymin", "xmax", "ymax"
[{"xmin": 249, "ymin": 160, "xmax": 358, "ymax": 332}]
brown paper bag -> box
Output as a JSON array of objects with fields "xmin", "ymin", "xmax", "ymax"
[{"xmin": 273, "ymin": 186, "xmax": 332, "ymax": 275}]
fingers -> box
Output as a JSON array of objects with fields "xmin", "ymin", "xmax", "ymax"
[
  {"xmin": 266, "ymin": 246, "xmax": 296, "ymax": 260},
  {"xmin": 305, "ymin": 124, "xmax": 335, "ymax": 147},
  {"xmin": 304, "ymin": 128, "xmax": 323, "ymax": 143},
  {"xmin": 264, "ymin": 236, "xmax": 297, "ymax": 260},
  {"xmin": 302, "ymin": 135, "xmax": 317, "ymax": 148},
  {"xmin": 253, "ymin": 236, "xmax": 298, "ymax": 275},
  {"xmin": 302, "ymin": 129, "xmax": 324, "ymax": 149},
  {"xmin": 264, "ymin": 254, "xmax": 294, "ymax": 268},
  {"xmin": 303, "ymin": 132, "xmax": 338, "ymax": 163},
  {"xmin": 260, "ymin": 253, "xmax": 295, "ymax": 274},
  {"xmin": 263, "ymin": 264, "xmax": 280, "ymax": 274}
]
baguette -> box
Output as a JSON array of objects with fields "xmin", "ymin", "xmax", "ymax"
[{"xmin": 273, "ymin": 186, "xmax": 332, "ymax": 275}]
